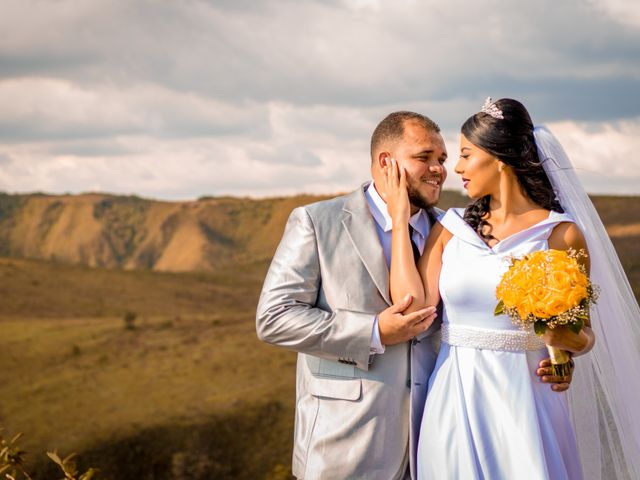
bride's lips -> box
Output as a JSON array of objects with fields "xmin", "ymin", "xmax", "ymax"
[{"xmin": 462, "ymin": 178, "xmax": 470, "ymax": 189}]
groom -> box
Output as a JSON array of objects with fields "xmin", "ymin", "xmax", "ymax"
[{"xmin": 256, "ymin": 111, "xmax": 571, "ymax": 479}]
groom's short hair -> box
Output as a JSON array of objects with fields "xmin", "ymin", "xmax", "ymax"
[{"xmin": 370, "ymin": 111, "xmax": 440, "ymax": 162}]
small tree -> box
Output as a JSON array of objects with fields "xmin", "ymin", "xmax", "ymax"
[
  {"xmin": 123, "ymin": 311, "xmax": 137, "ymax": 330},
  {"xmin": 47, "ymin": 451, "xmax": 98, "ymax": 480},
  {"xmin": 0, "ymin": 430, "xmax": 98, "ymax": 480},
  {"xmin": 0, "ymin": 431, "xmax": 31, "ymax": 479}
]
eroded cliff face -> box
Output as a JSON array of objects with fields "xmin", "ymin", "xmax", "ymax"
[{"xmin": 0, "ymin": 192, "xmax": 332, "ymax": 272}]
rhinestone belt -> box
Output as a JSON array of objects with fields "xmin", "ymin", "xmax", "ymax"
[{"xmin": 441, "ymin": 324, "xmax": 546, "ymax": 352}]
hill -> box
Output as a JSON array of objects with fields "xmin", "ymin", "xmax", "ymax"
[
  {"xmin": 0, "ymin": 191, "xmax": 637, "ymax": 277},
  {"xmin": 0, "ymin": 192, "xmax": 325, "ymax": 272}
]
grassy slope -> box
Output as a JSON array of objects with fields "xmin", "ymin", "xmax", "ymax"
[
  {"xmin": 0, "ymin": 258, "xmax": 295, "ymax": 479},
  {"xmin": 0, "ymin": 191, "xmax": 638, "ymax": 479}
]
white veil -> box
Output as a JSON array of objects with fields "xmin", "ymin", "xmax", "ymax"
[{"xmin": 534, "ymin": 126, "xmax": 640, "ymax": 479}]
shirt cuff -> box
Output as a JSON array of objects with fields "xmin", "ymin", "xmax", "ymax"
[{"xmin": 370, "ymin": 315, "xmax": 386, "ymax": 355}]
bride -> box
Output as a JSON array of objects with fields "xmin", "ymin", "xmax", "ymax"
[{"xmin": 383, "ymin": 98, "xmax": 640, "ymax": 479}]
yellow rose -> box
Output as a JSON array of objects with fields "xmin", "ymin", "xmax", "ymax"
[
  {"xmin": 566, "ymin": 287, "xmax": 587, "ymax": 309},
  {"xmin": 546, "ymin": 298, "xmax": 569, "ymax": 317},
  {"xmin": 531, "ymin": 285, "xmax": 548, "ymax": 303},
  {"xmin": 516, "ymin": 301, "xmax": 531, "ymax": 319},
  {"xmin": 550, "ymin": 270, "xmax": 571, "ymax": 289}
]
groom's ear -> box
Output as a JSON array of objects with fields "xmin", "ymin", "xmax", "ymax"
[{"xmin": 377, "ymin": 152, "xmax": 391, "ymax": 169}]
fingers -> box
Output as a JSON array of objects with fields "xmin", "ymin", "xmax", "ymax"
[
  {"xmin": 382, "ymin": 164, "xmax": 390, "ymax": 191},
  {"xmin": 389, "ymin": 294, "xmax": 413, "ymax": 313},
  {"xmin": 405, "ymin": 307, "xmax": 437, "ymax": 326},
  {"xmin": 536, "ymin": 363, "xmax": 566, "ymax": 380},
  {"xmin": 536, "ymin": 365, "xmax": 553, "ymax": 377},
  {"xmin": 537, "ymin": 364, "xmax": 572, "ymax": 392},
  {"xmin": 399, "ymin": 162, "xmax": 407, "ymax": 189},
  {"xmin": 413, "ymin": 312, "xmax": 438, "ymax": 331},
  {"xmin": 540, "ymin": 373, "xmax": 571, "ymax": 384},
  {"xmin": 538, "ymin": 358, "xmax": 552, "ymax": 368},
  {"xmin": 410, "ymin": 313, "xmax": 438, "ymax": 338},
  {"xmin": 382, "ymin": 161, "xmax": 391, "ymax": 180},
  {"xmin": 390, "ymin": 158, "xmax": 399, "ymax": 185},
  {"xmin": 551, "ymin": 383, "xmax": 570, "ymax": 392}
]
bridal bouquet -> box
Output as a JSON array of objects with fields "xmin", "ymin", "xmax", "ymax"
[{"xmin": 494, "ymin": 249, "xmax": 598, "ymax": 376}]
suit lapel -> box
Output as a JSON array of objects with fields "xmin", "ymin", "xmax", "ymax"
[{"xmin": 342, "ymin": 185, "xmax": 391, "ymax": 305}]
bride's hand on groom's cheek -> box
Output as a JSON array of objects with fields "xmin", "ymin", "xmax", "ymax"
[
  {"xmin": 536, "ymin": 358, "xmax": 573, "ymax": 392},
  {"xmin": 383, "ymin": 158, "xmax": 410, "ymax": 222}
]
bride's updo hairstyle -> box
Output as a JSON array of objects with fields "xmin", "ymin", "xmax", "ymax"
[{"xmin": 461, "ymin": 98, "xmax": 563, "ymax": 240}]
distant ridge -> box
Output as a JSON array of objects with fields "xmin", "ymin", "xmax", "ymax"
[
  {"xmin": 0, "ymin": 192, "xmax": 331, "ymax": 272},
  {"xmin": 0, "ymin": 191, "xmax": 637, "ymax": 273}
]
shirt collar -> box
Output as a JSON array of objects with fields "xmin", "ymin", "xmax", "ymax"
[{"xmin": 365, "ymin": 181, "xmax": 430, "ymax": 238}]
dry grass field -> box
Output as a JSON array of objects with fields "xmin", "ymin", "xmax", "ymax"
[
  {"xmin": 0, "ymin": 191, "xmax": 638, "ymax": 479},
  {"xmin": 0, "ymin": 258, "xmax": 295, "ymax": 479}
]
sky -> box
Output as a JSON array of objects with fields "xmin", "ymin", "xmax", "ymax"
[{"xmin": 1, "ymin": 0, "xmax": 639, "ymax": 200}]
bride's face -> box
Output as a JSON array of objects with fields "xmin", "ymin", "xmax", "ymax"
[{"xmin": 455, "ymin": 134, "xmax": 501, "ymax": 199}]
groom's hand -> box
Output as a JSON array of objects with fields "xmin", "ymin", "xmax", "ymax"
[{"xmin": 378, "ymin": 294, "xmax": 437, "ymax": 346}]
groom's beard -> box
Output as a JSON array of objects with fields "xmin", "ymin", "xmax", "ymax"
[{"xmin": 407, "ymin": 180, "xmax": 439, "ymax": 210}]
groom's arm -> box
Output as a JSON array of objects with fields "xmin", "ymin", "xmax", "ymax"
[
  {"xmin": 256, "ymin": 207, "xmax": 375, "ymax": 370},
  {"xmin": 256, "ymin": 207, "xmax": 433, "ymax": 371},
  {"xmin": 256, "ymin": 207, "xmax": 376, "ymax": 370}
]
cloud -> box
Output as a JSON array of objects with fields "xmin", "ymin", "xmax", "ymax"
[
  {"xmin": 544, "ymin": 118, "xmax": 640, "ymax": 193},
  {"xmin": 589, "ymin": 0, "xmax": 640, "ymax": 28},
  {"xmin": 0, "ymin": 0, "xmax": 638, "ymax": 199},
  {"xmin": 3, "ymin": 0, "xmax": 639, "ymax": 112},
  {"xmin": 0, "ymin": 78, "xmax": 271, "ymax": 142}
]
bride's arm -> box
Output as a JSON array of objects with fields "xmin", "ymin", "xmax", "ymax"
[
  {"xmin": 416, "ymin": 223, "xmax": 449, "ymax": 307},
  {"xmin": 546, "ymin": 222, "xmax": 596, "ymax": 356},
  {"xmin": 384, "ymin": 159, "xmax": 447, "ymax": 313},
  {"xmin": 384, "ymin": 159, "xmax": 425, "ymax": 311}
]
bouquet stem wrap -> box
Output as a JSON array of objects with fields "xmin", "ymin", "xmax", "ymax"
[{"xmin": 546, "ymin": 346, "xmax": 572, "ymax": 377}]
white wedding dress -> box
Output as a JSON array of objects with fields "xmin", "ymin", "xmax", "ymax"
[{"xmin": 417, "ymin": 208, "xmax": 584, "ymax": 480}]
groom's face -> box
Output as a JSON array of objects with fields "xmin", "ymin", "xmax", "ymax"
[{"xmin": 392, "ymin": 121, "xmax": 448, "ymax": 209}]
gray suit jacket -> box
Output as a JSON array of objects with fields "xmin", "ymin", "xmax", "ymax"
[{"xmin": 256, "ymin": 183, "xmax": 441, "ymax": 479}]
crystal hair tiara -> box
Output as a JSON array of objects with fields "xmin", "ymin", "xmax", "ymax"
[{"xmin": 481, "ymin": 97, "xmax": 504, "ymax": 119}]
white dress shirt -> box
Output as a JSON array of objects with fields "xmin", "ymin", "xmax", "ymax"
[{"xmin": 365, "ymin": 181, "xmax": 432, "ymax": 354}]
